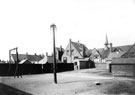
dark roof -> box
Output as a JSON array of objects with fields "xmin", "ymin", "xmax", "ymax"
[
  {"xmin": 121, "ymin": 43, "xmax": 135, "ymax": 58},
  {"xmin": 12, "ymin": 54, "xmax": 43, "ymax": 62},
  {"xmin": 90, "ymin": 48, "xmax": 110, "ymax": 59},
  {"xmin": 85, "ymin": 49, "xmax": 92, "ymax": 57},
  {"xmin": 112, "ymin": 45, "xmax": 132, "ymax": 52},
  {"xmin": 98, "ymin": 48, "xmax": 110, "ymax": 59},
  {"xmin": 71, "ymin": 41, "xmax": 88, "ymax": 56},
  {"xmin": 90, "ymin": 48, "xmax": 101, "ymax": 58},
  {"xmin": 107, "ymin": 51, "xmax": 126, "ymax": 61},
  {"xmin": 12, "ymin": 54, "xmax": 26, "ymax": 61},
  {"xmin": 91, "ymin": 44, "xmax": 132, "ymax": 59}
]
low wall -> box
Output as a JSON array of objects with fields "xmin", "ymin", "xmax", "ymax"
[{"xmin": 110, "ymin": 63, "xmax": 135, "ymax": 77}]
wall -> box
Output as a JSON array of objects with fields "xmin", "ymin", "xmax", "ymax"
[
  {"xmin": 95, "ymin": 63, "xmax": 106, "ymax": 69},
  {"xmin": 110, "ymin": 64, "xmax": 135, "ymax": 77}
]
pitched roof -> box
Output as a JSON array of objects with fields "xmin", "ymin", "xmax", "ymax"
[
  {"xmin": 112, "ymin": 45, "xmax": 132, "ymax": 52},
  {"xmin": 91, "ymin": 44, "xmax": 132, "ymax": 59},
  {"xmin": 91, "ymin": 48, "xmax": 110, "ymax": 59},
  {"xmin": 98, "ymin": 48, "xmax": 110, "ymax": 59},
  {"xmin": 107, "ymin": 51, "xmax": 126, "ymax": 61},
  {"xmin": 38, "ymin": 56, "xmax": 62, "ymax": 64},
  {"xmin": 90, "ymin": 48, "xmax": 101, "ymax": 58},
  {"xmin": 121, "ymin": 43, "xmax": 135, "ymax": 58},
  {"xmin": 71, "ymin": 41, "xmax": 88, "ymax": 56},
  {"xmin": 12, "ymin": 54, "xmax": 43, "ymax": 62},
  {"xmin": 12, "ymin": 54, "xmax": 26, "ymax": 61},
  {"xmin": 19, "ymin": 59, "xmax": 32, "ymax": 64}
]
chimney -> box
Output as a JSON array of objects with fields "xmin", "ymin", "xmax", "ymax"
[
  {"xmin": 69, "ymin": 39, "xmax": 71, "ymax": 43},
  {"xmin": 82, "ymin": 45, "xmax": 85, "ymax": 57},
  {"xmin": 60, "ymin": 45, "xmax": 62, "ymax": 51},
  {"xmin": 78, "ymin": 40, "xmax": 79, "ymax": 43},
  {"xmin": 69, "ymin": 39, "xmax": 72, "ymax": 57},
  {"xmin": 110, "ymin": 43, "xmax": 113, "ymax": 52},
  {"xmin": 26, "ymin": 52, "xmax": 28, "ymax": 59},
  {"xmin": 34, "ymin": 53, "xmax": 37, "ymax": 56},
  {"xmin": 46, "ymin": 52, "xmax": 48, "ymax": 57}
]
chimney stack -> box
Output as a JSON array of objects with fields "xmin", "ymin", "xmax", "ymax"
[
  {"xmin": 34, "ymin": 53, "xmax": 37, "ymax": 56},
  {"xmin": 26, "ymin": 52, "xmax": 28, "ymax": 59},
  {"xmin": 69, "ymin": 39, "xmax": 72, "ymax": 57},
  {"xmin": 60, "ymin": 45, "xmax": 62, "ymax": 51},
  {"xmin": 46, "ymin": 52, "xmax": 48, "ymax": 57},
  {"xmin": 82, "ymin": 45, "xmax": 85, "ymax": 57},
  {"xmin": 110, "ymin": 43, "xmax": 113, "ymax": 52}
]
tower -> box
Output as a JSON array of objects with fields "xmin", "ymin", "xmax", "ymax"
[{"xmin": 104, "ymin": 34, "xmax": 109, "ymax": 50}]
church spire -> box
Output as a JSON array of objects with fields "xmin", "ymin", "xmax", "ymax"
[{"xmin": 104, "ymin": 33, "xmax": 109, "ymax": 50}]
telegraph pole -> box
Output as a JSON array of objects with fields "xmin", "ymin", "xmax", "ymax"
[
  {"xmin": 8, "ymin": 47, "xmax": 19, "ymax": 78},
  {"xmin": 50, "ymin": 23, "xmax": 57, "ymax": 84}
]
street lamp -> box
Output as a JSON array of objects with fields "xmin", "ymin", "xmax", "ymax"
[{"xmin": 50, "ymin": 23, "xmax": 57, "ymax": 84}]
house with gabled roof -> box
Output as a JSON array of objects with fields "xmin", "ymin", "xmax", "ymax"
[
  {"xmin": 62, "ymin": 39, "xmax": 89, "ymax": 63},
  {"xmin": 61, "ymin": 39, "xmax": 91, "ymax": 70},
  {"xmin": 90, "ymin": 48, "xmax": 110, "ymax": 64}
]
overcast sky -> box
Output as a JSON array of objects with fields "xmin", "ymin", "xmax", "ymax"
[{"xmin": 0, "ymin": 0, "xmax": 135, "ymax": 60}]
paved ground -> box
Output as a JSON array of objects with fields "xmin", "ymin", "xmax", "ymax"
[{"xmin": 1, "ymin": 68, "xmax": 135, "ymax": 95}]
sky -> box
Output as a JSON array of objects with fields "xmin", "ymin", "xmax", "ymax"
[{"xmin": 0, "ymin": 0, "xmax": 135, "ymax": 61}]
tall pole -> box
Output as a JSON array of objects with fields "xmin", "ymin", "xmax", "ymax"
[
  {"xmin": 14, "ymin": 47, "xmax": 19, "ymax": 78},
  {"xmin": 50, "ymin": 24, "xmax": 57, "ymax": 84}
]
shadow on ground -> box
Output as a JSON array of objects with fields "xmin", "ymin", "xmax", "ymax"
[{"xmin": 0, "ymin": 83, "xmax": 32, "ymax": 95}]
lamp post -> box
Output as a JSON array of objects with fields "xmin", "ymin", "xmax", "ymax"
[{"xmin": 50, "ymin": 23, "xmax": 57, "ymax": 84}]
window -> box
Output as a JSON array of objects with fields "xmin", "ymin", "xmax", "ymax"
[
  {"xmin": 63, "ymin": 57, "xmax": 67, "ymax": 63},
  {"xmin": 74, "ymin": 62, "xmax": 77, "ymax": 65},
  {"xmin": 66, "ymin": 50, "xmax": 69, "ymax": 55},
  {"xmin": 74, "ymin": 56, "xmax": 78, "ymax": 59},
  {"xmin": 71, "ymin": 49, "xmax": 74, "ymax": 55}
]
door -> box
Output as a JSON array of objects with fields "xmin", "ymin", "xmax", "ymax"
[{"xmin": 63, "ymin": 57, "xmax": 67, "ymax": 63}]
